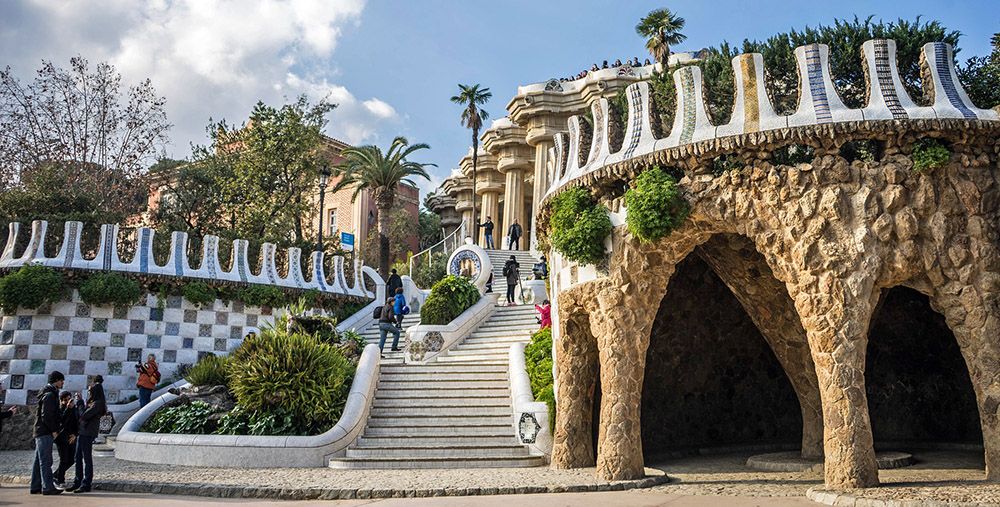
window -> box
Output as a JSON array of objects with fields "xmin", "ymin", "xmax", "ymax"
[{"xmin": 328, "ymin": 208, "xmax": 337, "ymax": 235}]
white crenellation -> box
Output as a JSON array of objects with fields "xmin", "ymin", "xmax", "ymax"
[
  {"xmin": 922, "ymin": 42, "xmax": 999, "ymax": 121},
  {"xmin": 861, "ymin": 39, "xmax": 935, "ymax": 120}
]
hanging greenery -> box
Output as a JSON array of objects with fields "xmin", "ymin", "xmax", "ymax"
[
  {"xmin": 624, "ymin": 167, "xmax": 690, "ymax": 243},
  {"xmin": 549, "ymin": 187, "xmax": 612, "ymax": 265}
]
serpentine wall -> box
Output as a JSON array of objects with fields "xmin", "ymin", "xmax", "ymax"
[
  {"xmin": 538, "ymin": 39, "xmax": 1000, "ymax": 490},
  {"xmin": 0, "ymin": 220, "xmax": 380, "ymax": 408}
]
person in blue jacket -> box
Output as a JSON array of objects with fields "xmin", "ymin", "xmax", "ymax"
[{"xmin": 392, "ymin": 288, "xmax": 407, "ymax": 329}]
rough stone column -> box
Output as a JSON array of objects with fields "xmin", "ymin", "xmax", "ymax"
[
  {"xmin": 697, "ymin": 235, "xmax": 824, "ymax": 459},
  {"xmin": 530, "ymin": 140, "xmax": 553, "ymax": 252},
  {"xmin": 551, "ymin": 286, "xmax": 599, "ymax": 468},
  {"xmin": 479, "ymin": 191, "xmax": 500, "ymax": 246},
  {"xmin": 502, "ymin": 169, "xmax": 525, "ymax": 249},
  {"xmin": 788, "ymin": 276, "xmax": 881, "ymax": 489}
]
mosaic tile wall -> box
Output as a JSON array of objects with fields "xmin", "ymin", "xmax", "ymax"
[{"xmin": 0, "ymin": 291, "xmax": 278, "ymax": 405}]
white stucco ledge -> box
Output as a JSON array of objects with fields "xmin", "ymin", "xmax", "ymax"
[
  {"xmin": 403, "ymin": 296, "xmax": 496, "ymax": 364},
  {"xmin": 106, "ymin": 379, "xmax": 189, "ymax": 435},
  {"xmin": 114, "ymin": 343, "xmax": 381, "ymax": 468},
  {"xmin": 509, "ymin": 342, "xmax": 552, "ymax": 459}
]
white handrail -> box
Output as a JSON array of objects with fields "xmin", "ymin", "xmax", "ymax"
[{"xmin": 407, "ymin": 219, "xmax": 467, "ymax": 286}]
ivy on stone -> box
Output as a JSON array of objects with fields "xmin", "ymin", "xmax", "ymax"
[
  {"xmin": 550, "ymin": 187, "xmax": 612, "ymax": 265},
  {"xmin": 624, "ymin": 167, "xmax": 690, "ymax": 243},
  {"xmin": 79, "ymin": 272, "xmax": 143, "ymax": 308},
  {"xmin": 0, "ymin": 264, "xmax": 65, "ymax": 313}
]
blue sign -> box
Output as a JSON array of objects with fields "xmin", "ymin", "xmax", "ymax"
[{"xmin": 341, "ymin": 232, "xmax": 355, "ymax": 251}]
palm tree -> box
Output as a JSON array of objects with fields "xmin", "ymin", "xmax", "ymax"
[
  {"xmin": 450, "ymin": 84, "xmax": 491, "ymax": 244},
  {"xmin": 635, "ymin": 8, "xmax": 687, "ymax": 68},
  {"xmin": 333, "ymin": 136, "xmax": 434, "ymax": 277}
]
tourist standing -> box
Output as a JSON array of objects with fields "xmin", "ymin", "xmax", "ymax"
[
  {"xmin": 503, "ymin": 255, "xmax": 520, "ymax": 305},
  {"xmin": 478, "ymin": 216, "xmax": 495, "ymax": 249},
  {"xmin": 535, "ymin": 299, "xmax": 552, "ymax": 329},
  {"xmin": 507, "ymin": 220, "xmax": 523, "ymax": 251},
  {"xmin": 393, "ymin": 287, "xmax": 407, "ymax": 329},
  {"xmin": 66, "ymin": 376, "xmax": 105, "ymax": 494},
  {"xmin": 377, "ymin": 298, "xmax": 401, "ymax": 353},
  {"xmin": 0, "ymin": 404, "xmax": 17, "ymax": 435},
  {"xmin": 386, "ymin": 269, "xmax": 403, "ymax": 298},
  {"xmin": 136, "ymin": 353, "xmax": 160, "ymax": 407},
  {"xmin": 29, "ymin": 371, "xmax": 64, "ymax": 495},
  {"xmin": 53, "ymin": 392, "xmax": 78, "ymax": 487}
]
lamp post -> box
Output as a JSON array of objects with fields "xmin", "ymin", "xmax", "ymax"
[{"xmin": 316, "ymin": 165, "xmax": 331, "ymax": 253}]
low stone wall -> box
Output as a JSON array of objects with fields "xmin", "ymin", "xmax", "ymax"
[
  {"xmin": 0, "ymin": 291, "xmax": 278, "ymax": 407},
  {"xmin": 404, "ymin": 297, "xmax": 495, "ymax": 364},
  {"xmin": 114, "ymin": 343, "xmax": 381, "ymax": 467},
  {"xmin": 509, "ymin": 342, "xmax": 552, "ymax": 458}
]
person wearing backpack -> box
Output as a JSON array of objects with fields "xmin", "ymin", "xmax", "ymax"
[
  {"xmin": 136, "ymin": 353, "xmax": 160, "ymax": 407},
  {"xmin": 392, "ymin": 287, "xmax": 408, "ymax": 330},
  {"xmin": 29, "ymin": 371, "xmax": 64, "ymax": 495},
  {"xmin": 503, "ymin": 256, "xmax": 520, "ymax": 305},
  {"xmin": 377, "ymin": 298, "xmax": 401, "ymax": 354}
]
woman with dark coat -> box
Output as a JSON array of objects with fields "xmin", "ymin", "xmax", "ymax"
[
  {"xmin": 53, "ymin": 392, "xmax": 78, "ymax": 486},
  {"xmin": 66, "ymin": 376, "xmax": 105, "ymax": 494}
]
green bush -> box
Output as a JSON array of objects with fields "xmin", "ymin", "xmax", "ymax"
[
  {"xmin": 550, "ymin": 187, "xmax": 612, "ymax": 266},
  {"xmin": 912, "ymin": 138, "xmax": 951, "ymax": 171},
  {"xmin": 524, "ymin": 327, "xmax": 555, "ymax": 433},
  {"xmin": 238, "ymin": 284, "xmax": 286, "ymax": 308},
  {"xmin": 412, "ymin": 252, "xmax": 448, "ymax": 289},
  {"xmin": 227, "ymin": 330, "xmax": 355, "ymax": 434},
  {"xmin": 215, "ymin": 404, "xmax": 299, "ymax": 436},
  {"xmin": 624, "ymin": 167, "xmax": 690, "ymax": 243},
  {"xmin": 141, "ymin": 400, "xmax": 217, "ymax": 434},
  {"xmin": 79, "ymin": 272, "xmax": 142, "ymax": 307},
  {"xmin": 341, "ymin": 329, "xmax": 367, "ymax": 351},
  {"xmin": 184, "ymin": 354, "xmax": 230, "ymax": 387},
  {"xmin": 182, "ymin": 281, "xmax": 216, "ymax": 307},
  {"xmin": 0, "ymin": 264, "xmax": 65, "ymax": 313},
  {"xmin": 420, "ymin": 275, "xmax": 481, "ymax": 325}
]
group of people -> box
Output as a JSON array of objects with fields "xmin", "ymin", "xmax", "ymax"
[
  {"xmin": 378, "ymin": 270, "xmax": 411, "ymax": 353},
  {"xmin": 25, "ymin": 371, "xmax": 107, "ymax": 495},
  {"xmin": 557, "ymin": 56, "xmax": 651, "ymax": 82},
  {"xmin": 476, "ymin": 216, "xmax": 523, "ymax": 251}
]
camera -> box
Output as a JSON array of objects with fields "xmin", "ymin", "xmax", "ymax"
[{"xmin": 135, "ymin": 362, "xmax": 146, "ymax": 374}]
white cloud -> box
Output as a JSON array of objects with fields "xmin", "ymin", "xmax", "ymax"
[{"xmin": 2, "ymin": 0, "xmax": 395, "ymax": 154}]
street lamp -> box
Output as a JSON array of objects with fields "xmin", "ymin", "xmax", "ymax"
[{"xmin": 316, "ymin": 165, "xmax": 331, "ymax": 253}]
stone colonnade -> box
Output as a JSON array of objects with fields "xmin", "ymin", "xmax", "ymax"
[{"xmin": 550, "ymin": 128, "xmax": 1000, "ymax": 490}]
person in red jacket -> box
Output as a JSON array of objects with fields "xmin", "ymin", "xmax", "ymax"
[
  {"xmin": 535, "ymin": 299, "xmax": 551, "ymax": 329},
  {"xmin": 136, "ymin": 354, "xmax": 160, "ymax": 407}
]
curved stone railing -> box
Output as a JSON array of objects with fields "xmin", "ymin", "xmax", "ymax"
[
  {"xmin": 0, "ymin": 220, "xmax": 379, "ymax": 299},
  {"xmin": 107, "ymin": 379, "xmax": 189, "ymax": 435},
  {"xmin": 508, "ymin": 342, "xmax": 552, "ymax": 459},
  {"xmin": 114, "ymin": 343, "xmax": 381, "ymax": 467},
  {"xmin": 403, "ymin": 296, "xmax": 495, "ymax": 364},
  {"xmin": 542, "ymin": 40, "xmax": 999, "ymax": 204}
]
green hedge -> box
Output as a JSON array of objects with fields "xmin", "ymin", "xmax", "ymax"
[
  {"xmin": 420, "ymin": 275, "xmax": 481, "ymax": 325},
  {"xmin": 550, "ymin": 187, "xmax": 612, "ymax": 266},
  {"xmin": 79, "ymin": 272, "xmax": 142, "ymax": 307},
  {"xmin": 912, "ymin": 138, "xmax": 951, "ymax": 171},
  {"xmin": 0, "ymin": 264, "xmax": 65, "ymax": 313},
  {"xmin": 182, "ymin": 281, "xmax": 217, "ymax": 307},
  {"xmin": 524, "ymin": 327, "xmax": 555, "ymax": 432},
  {"xmin": 184, "ymin": 354, "xmax": 230, "ymax": 387},
  {"xmin": 624, "ymin": 167, "xmax": 690, "ymax": 243}
]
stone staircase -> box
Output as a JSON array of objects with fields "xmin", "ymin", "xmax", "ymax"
[
  {"xmin": 329, "ymin": 304, "xmax": 544, "ymax": 469},
  {"xmin": 357, "ymin": 313, "xmax": 420, "ymax": 365},
  {"xmin": 485, "ymin": 249, "xmax": 540, "ymax": 285}
]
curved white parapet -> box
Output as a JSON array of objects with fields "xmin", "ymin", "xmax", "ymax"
[
  {"xmin": 508, "ymin": 342, "xmax": 552, "ymax": 459},
  {"xmin": 400, "ymin": 275, "xmax": 428, "ymax": 313},
  {"xmin": 0, "ymin": 220, "xmax": 377, "ymax": 299},
  {"xmin": 542, "ymin": 39, "xmax": 1000, "ymax": 203},
  {"xmin": 114, "ymin": 343, "xmax": 381, "ymax": 467},
  {"xmin": 403, "ymin": 296, "xmax": 495, "ymax": 364},
  {"xmin": 106, "ymin": 379, "xmax": 189, "ymax": 435}
]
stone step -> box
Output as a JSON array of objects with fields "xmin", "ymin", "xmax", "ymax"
[
  {"xmin": 481, "ymin": 313, "xmax": 539, "ymax": 321},
  {"xmin": 328, "ymin": 455, "xmax": 544, "ymax": 469},
  {"xmin": 434, "ymin": 354, "xmax": 509, "ymax": 364},
  {"xmin": 356, "ymin": 435, "xmax": 519, "ymax": 447},
  {"xmin": 377, "ymin": 379, "xmax": 509, "ymax": 390},
  {"xmin": 369, "ymin": 406, "xmax": 509, "ymax": 418},
  {"xmin": 456, "ymin": 340, "xmax": 527, "ymax": 351},
  {"xmin": 443, "ymin": 348, "xmax": 510, "ymax": 356},
  {"xmin": 376, "ymin": 388, "xmax": 510, "ymax": 399},
  {"xmin": 373, "ymin": 398, "xmax": 508, "ymax": 408},
  {"xmin": 379, "ymin": 372, "xmax": 507, "ymax": 382},
  {"xmin": 476, "ymin": 322, "xmax": 543, "ymax": 332},
  {"xmin": 367, "ymin": 415, "xmax": 510, "ymax": 426},
  {"xmin": 380, "ymin": 364, "xmax": 508, "ymax": 374},
  {"xmin": 346, "ymin": 445, "xmax": 530, "ymax": 459},
  {"xmin": 362, "ymin": 425, "xmax": 512, "ymax": 437},
  {"xmin": 466, "ymin": 330, "xmax": 535, "ymax": 340}
]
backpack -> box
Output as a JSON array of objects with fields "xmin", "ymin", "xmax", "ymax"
[
  {"xmin": 373, "ymin": 306, "xmax": 383, "ymax": 320},
  {"xmin": 502, "ymin": 264, "xmax": 511, "ymax": 277},
  {"xmin": 402, "ymin": 305, "xmax": 410, "ymax": 315}
]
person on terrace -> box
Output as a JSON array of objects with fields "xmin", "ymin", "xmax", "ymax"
[{"xmin": 477, "ymin": 216, "xmax": 495, "ymax": 249}]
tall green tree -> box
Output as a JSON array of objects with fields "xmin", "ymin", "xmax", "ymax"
[
  {"xmin": 636, "ymin": 8, "xmax": 687, "ymax": 67},
  {"xmin": 958, "ymin": 32, "xmax": 1000, "ymax": 109},
  {"xmin": 450, "ymin": 84, "xmax": 491, "ymax": 243},
  {"xmin": 332, "ymin": 136, "xmax": 433, "ymax": 277}
]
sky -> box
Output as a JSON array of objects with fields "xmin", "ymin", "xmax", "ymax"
[{"xmin": 1, "ymin": 0, "xmax": 997, "ymax": 201}]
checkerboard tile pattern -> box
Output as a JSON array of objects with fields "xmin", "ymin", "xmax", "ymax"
[{"xmin": 0, "ymin": 291, "xmax": 277, "ymax": 405}]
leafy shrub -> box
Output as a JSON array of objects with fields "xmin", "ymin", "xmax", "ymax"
[
  {"xmin": 182, "ymin": 281, "xmax": 216, "ymax": 307},
  {"xmin": 79, "ymin": 272, "xmax": 142, "ymax": 307},
  {"xmin": 624, "ymin": 167, "xmax": 690, "ymax": 243},
  {"xmin": 524, "ymin": 327, "xmax": 555, "ymax": 432},
  {"xmin": 141, "ymin": 401, "xmax": 216, "ymax": 434},
  {"xmin": 412, "ymin": 252, "xmax": 448, "ymax": 289},
  {"xmin": 840, "ymin": 139, "xmax": 883, "ymax": 163},
  {"xmin": 227, "ymin": 330, "xmax": 355, "ymax": 434},
  {"xmin": 549, "ymin": 187, "xmax": 612, "ymax": 266},
  {"xmin": 912, "ymin": 138, "xmax": 951, "ymax": 171},
  {"xmin": 341, "ymin": 329, "xmax": 367, "ymax": 351},
  {"xmin": 184, "ymin": 354, "xmax": 230, "ymax": 387},
  {"xmin": 420, "ymin": 275, "xmax": 481, "ymax": 325},
  {"xmin": 0, "ymin": 264, "xmax": 65, "ymax": 313},
  {"xmin": 238, "ymin": 284, "xmax": 286, "ymax": 308},
  {"xmin": 215, "ymin": 404, "xmax": 299, "ymax": 436}
]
